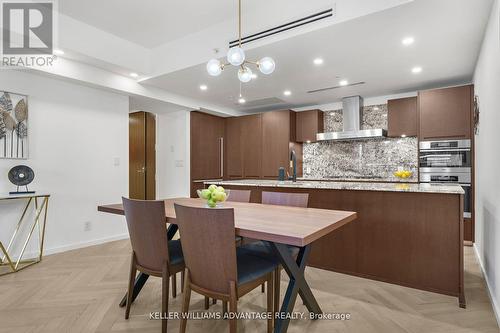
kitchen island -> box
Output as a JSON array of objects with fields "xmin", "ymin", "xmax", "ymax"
[{"xmin": 205, "ymin": 179, "xmax": 466, "ymax": 307}]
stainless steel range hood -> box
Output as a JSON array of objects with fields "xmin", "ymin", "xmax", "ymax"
[{"xmin": 316, "ymin": 96, "xmax": 387, "ymax": 141}]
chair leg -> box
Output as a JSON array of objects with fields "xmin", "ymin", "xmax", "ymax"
[
  {"xmin": 229, "ymin": 281, "xmax": 238, "ymax": 333},
  {"xmin": 180, "ymin": 270, "xmax": 191, "ymax": 333},
  {"xmin": 274, "ymin": 267, "xmax": 280, "ymax": 317},
  {"xmin": 125, "ymin": 252, "xmax": 137, "ymax": 320},
  {"xmin": 172, "ymin": 273, "xmax": 177, "ymax": 298},
  {"xmin": 223, "ymin": 301, "xmax": 228, "ymax": 315},
  {"xmin": 212, "ymin": 298, "xmax": 217, "ymax": 305},
  {"xmin": 162, "ymin": 265, "xmax": 170, "ymax": 333},
  {"xmin": 267, "ymin": 273, "xmax": 274, "ymax": 333},
  {"xmin": 204, "ymin": 296, "xmax": 209, "ymax": 310},
  {"xmin": 261, "ymin": 282, "xmax": 265, "ymax": 293},
  {"xmin": 181, "ymin": 270, "xmax": 185, "ymax": 291}
]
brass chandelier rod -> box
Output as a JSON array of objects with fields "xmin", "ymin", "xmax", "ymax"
[{"xmin": 238, "ymin": 0, "xmax": 242, "ymax": 47}]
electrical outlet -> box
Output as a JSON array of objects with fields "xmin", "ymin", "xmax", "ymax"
[
  {"xmin": 84, "ymin": 221, "xmax": 92, "ymax": 232},
  {"xmin": 113, "ymin": 157, "xmax": 120, "ymax": 166}
]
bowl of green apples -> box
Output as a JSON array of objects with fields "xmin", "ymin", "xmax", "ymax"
[{"xmin": 197, "ymin": 185, "xmax": 229, "ymax": 208}]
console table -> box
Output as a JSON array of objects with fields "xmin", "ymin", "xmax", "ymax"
[{"xmin": 0, "ymin": 193, "xmax": 50, "ymax": 276}]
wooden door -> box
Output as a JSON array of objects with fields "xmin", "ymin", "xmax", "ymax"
[
  {"xmin": 225, "ymin": 117, "xmax": 243, "ymax": 179},
  {"xmin": 241, "ymin": 114, "xmax": 262, "ymax": 178},
  {"xmin": 262, "ymin": 111, "xmax": 290, "ymax": 178},
  {"xmin": 129, "ymin": 111, "xmax": 156, "ymax": 200},
  {"xmin": 418, "ymin": 85, "xmax": 472, "ymax": 140},
  {"xmin": 387, "ymin": 97, "xmax": 417, "ymax": 137}
]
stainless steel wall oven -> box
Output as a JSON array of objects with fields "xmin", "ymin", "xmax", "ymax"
[{"xmin": 419, "ymin": 140, "xmax": 472, "ymax": 218}]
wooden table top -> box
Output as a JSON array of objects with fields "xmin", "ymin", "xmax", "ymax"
[{"xmin": 98, "ymin": 198, "xmax": 357, "ymax": 247}]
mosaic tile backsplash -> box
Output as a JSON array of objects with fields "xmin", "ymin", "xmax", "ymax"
[{"xmin": 302, "ymin": 104, "xmax": 418, "ymax": 182}]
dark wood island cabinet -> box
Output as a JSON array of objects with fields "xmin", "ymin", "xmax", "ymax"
[{"xmin": 207, "ymin": 180, "xmax": 466, "ymax": 308}]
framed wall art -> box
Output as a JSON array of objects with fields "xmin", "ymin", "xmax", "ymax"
[{"xmin": 0, "ymin": 91, "xmax": 29, "ymax": 159}]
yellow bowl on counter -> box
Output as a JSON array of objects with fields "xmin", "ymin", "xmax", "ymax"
[{"xmin": 394, "ymin": 170, "xmax": 413, "ymax": 179}]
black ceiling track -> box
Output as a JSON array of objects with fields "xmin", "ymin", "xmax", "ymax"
[{"xmin": 229, "ymin": 8, "xmax": 333, "ymax": 48}]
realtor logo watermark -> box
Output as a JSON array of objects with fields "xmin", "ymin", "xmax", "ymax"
[{"xmin": 1, "ymin": 0, "xmax": 56, "ymax": 67}]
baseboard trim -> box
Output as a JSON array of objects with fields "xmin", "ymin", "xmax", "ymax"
[
  {"xmin": 43, "ymin": 233, "xmax": 130, "ymax": 256},
  {"xmin": 473, "ymin": 244, "xmax": 500, "ymax": 326}
]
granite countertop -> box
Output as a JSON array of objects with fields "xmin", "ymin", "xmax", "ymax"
[
  {"xmin": 205, "ymin": 179, "xmax": 464, "ymax": 195},
  {"xmin": 298, "ymin": 177, "xmax": 419, "ymax": 183}
]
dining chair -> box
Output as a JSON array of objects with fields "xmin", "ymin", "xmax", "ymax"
[
  {"xmin": 242, "ymin": 191, "xmax": 309, "ymax": 313},
  {"xmin": 227, "ymin": 189, "xmax": 251, "ymax": 203},
  {"xmin": 122, "ymin": 197, "xmax": 185, "ymax": 333},
  {"xmin": 205, "ymin": 188, "xmax": 252, "ymax": 308},
  {"xmin": 174, "ymin": 204, "xmax": 277, "ymax": 333}
]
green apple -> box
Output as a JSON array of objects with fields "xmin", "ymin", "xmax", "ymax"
[
  {"xmin": 213, "ymin": 191, "xmax": 226, "ymax": 202},
  {"xmin": 200, "ymin": 189, "xmax": 211, "ymax": 199},
  {"xmin": 207, "ymin": 199, "xmax": 217, "ymax": 208},
  {"xmin": 208, "ymin": 184, "xmax": 218, "ymax": 192},
  {"xmin": 216, "ymin": 186, "xmax": 225, "ymax": 193}
]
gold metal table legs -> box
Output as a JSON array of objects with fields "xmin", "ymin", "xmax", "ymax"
[{"xmin": 0, "ymin": 195, "xmax": 50, "ymax": 276}]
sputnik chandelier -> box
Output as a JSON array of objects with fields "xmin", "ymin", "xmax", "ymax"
[{"xmin": 206, "ymin": 0, "xmax": 275, "ymax": 83}]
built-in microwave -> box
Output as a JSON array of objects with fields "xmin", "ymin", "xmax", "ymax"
[{"xmin": 419, "ymin": 140, "xmax": 471, "ymax": 168}]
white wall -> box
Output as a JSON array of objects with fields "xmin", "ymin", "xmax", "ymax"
[
  {"xmin": 473, "ymin": 0, "xmax": 500, "ymax": 323},
  {"xmin": 0, "ymin": 70, "xmax": 130, "ymax": 257},
  {"xmin": 156, "ymin": 110, "xmax": 190, "ymax": 199}
]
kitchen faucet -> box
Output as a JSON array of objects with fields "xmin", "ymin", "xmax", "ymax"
[{"xmin": 289, "ymin": 149, "xmax": 297, "ymax": 182}]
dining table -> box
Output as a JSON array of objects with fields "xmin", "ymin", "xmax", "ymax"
[{"xmin": 98, "ymin": 197, "xmax": 357, "ymax": 333}]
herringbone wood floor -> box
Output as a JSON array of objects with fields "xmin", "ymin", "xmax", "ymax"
[{"xmin": 0, "ymin": 240, "xmax": 498, "ymax": 333}]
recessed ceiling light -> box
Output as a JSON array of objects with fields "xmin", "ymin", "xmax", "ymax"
[
  {"xmin": 339, "ymin": 80, "xmax": 349, "ymax": 86},
  {"xmin": 199, "ymin": 84, "xmax": 208, "ymax": 91},
  {"xmin": 402, "ymin": 37, "xmax": 415, "ymax": 46},
  {"xmin": 251, "ymin": 73, "xmax": 258, "ymax": 79},
  {"xmin": 411, "ymin": 66, "xmax": 422, "ymax": 74},
  {"xmin": 238, "ymin": 97, "xmax": 246, "ymax": 104},
  {"xmin": 283, "ymin": 90, "xmax": 292, "ymax": 96},
  {"xmin": 306, "ymin": 140, "xmax": 311, "ymax": 144},
  {"xmin": 313, "ymin": 58, "xmax": 324, "ymax": 65},
  {"xmin": 130, "ymin": 72, "xmax": 139, "ymax": 78},
  {"xmin": 401, "ymin": 134, "xmax": 407, "ymax": 138},
  {"xmin": 54, "ymin": 49, "xmax": 64, "ymax": 55}
]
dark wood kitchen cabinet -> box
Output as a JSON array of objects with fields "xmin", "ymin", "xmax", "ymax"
[
  {"xmin": 224, "ymin": 116, "xmax": 243, "ymax": 179},
  {"xmin": 225, "ymin": 110, "xmax": 301, "ymax": 180},
  {"xmin": 190, "ymin": 111, "xmax": 224, "ymax": 196},
  {"xmin": 224, "ymin": 114, "xmax": 262, "ymax": 179},
  {"xmin": 261, "ymin": 110, "xmax": 297, "ymax": 179},
  {"xmin": 296, "ymin": 110, "xmax": 324, "ymax": 143},
  {"xmin": 387, "ymin": 97, "xmax": 417, "ymax": 137},
  {"xmin": 418, "ymin": 85, "xmax": 473, "ymax": 140},
  {"xmin": 241, "ymin": 114, "xmax": 262, "ymax": 178}
]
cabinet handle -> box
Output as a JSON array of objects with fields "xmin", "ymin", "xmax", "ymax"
[{"xmin": 220, "ymin": 137, "xmax": 224, "ymax": 178}]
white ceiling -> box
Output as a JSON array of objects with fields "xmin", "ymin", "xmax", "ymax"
[
  {"xmin": 141, "ymin": 0, "xmax": 493, "ymax": 112},
  {"xmin": 59, "ymin": 0, "xmax": 234, "ymax": 48},
  {"xmin": 58, "ymin": 0, "xmax": 334, "ymax": 49}
]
